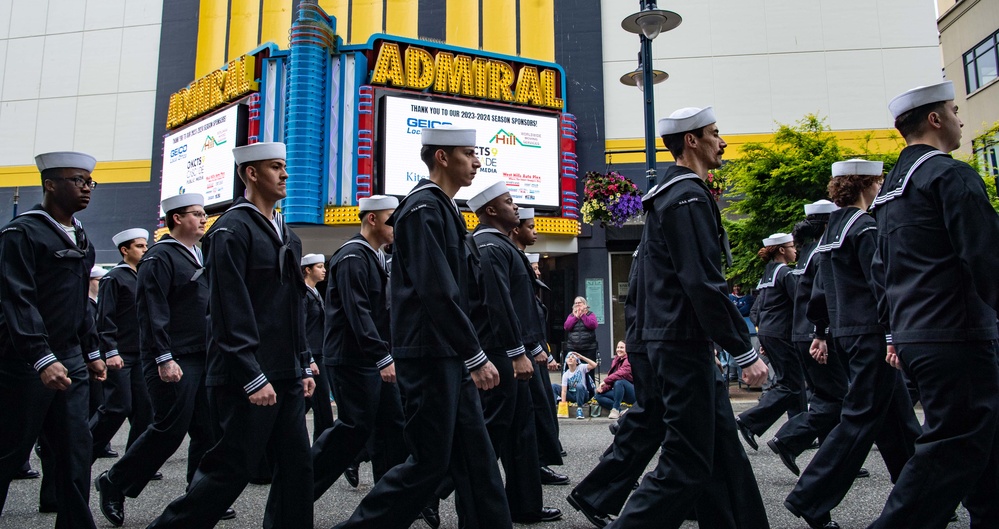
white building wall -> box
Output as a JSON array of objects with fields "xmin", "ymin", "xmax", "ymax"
[
  {"xmin": 0, "ymin": 0, "xmax": 162, "ymax": 167},
  {"xmin": 601, "ymin": 0, "xmax": 943, "ymax": 141}
]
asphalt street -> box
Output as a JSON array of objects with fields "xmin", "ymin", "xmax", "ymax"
[{"xmin": 0, "ymin": 399, "xmax": 970, "ymax": 529}]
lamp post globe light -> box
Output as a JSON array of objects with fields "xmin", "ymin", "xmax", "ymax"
[{"xmin": 621, "ymin": 1, "xmax": 681, "ymax": 188}]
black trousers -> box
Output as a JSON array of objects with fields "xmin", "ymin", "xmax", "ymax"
[
  {"xmin": 308, "ymin": 359, "xmax": 334, "ymax": 442},
  {"xmin": 90, "ymin": 352, "xmax": 152, "ymax": 460},
  {"xmin": 786, "ymin": 333, "xmax": 921, "ymax": 521},
  {"xmin": 530, "ymin": 357, "xmax": 563, "ymax": 467},
  {"xmin": 0, "ymin": 356, "xmax": 96, "ymax": 529},
  {"xmin": 480, "ymin": 352, "xmax": 543, "ymax": 516},
  {"xmin": 107, "ymin": 354, "xmax": 214, "ymax": 497},
  {"xmin": 312, "ymin": 363, "xmax": 406, "ymax": 500},
  {"xmin": 870, "ymin": 341, "xmax": 999, "ymax": 529},
  {"xmin": 334, "ymin": 357, "xmax": 511, "ymax": 529},
  {"xmin": 147, "ymin": 378, "xmax": 313, "ymax": 529},
  {"xmin": 573, "ymin": 351, "xmax": 664, "ymax": 516},
  {"xmin": 774, "ymin": 340, "xmax": 850, "ymax": 456},
  {"xmin": 739, "ymin": 335, "xmax": 806, "ymax": 436},
  {"xmin": 609, "ymin": 341, "xmax": 769, "ymax": 529}
]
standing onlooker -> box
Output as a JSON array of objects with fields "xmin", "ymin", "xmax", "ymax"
[
  {"xmin": 869, "ymin": 81, "xmax": 999, "ymax": 528},
  {"xmin": 594, "ymin": 341, "xmax": 634, "ymax": 419},
  {"xmin": 564, "ymin": 297, "xmax": 598, "ymax": 363},
  {"xmin": 0, "ymin": 150, "xmax": 106, "ymax": 529}
]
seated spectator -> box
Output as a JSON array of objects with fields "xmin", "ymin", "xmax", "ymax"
[
  {"xmin": 594, "ymin": 341, "xmax": 634, "ymax": 419},
  {"xmin": 552, "ymin": 352, "xmax": 597, "ymax": 419}
]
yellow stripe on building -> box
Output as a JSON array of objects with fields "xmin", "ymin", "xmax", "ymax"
[
  {"xmin": 195, "ymin": 0, "xmax": 230, "ymax": 78},
  {"xmin": 228, "ymin": 0, "xmax": 262, "ymax": 61},
  {"xmin": 604, "ymin": 129, "xmax": 904, "ymax": 165},
  {"xmin": 518, "ymin": 0, "xmax": 554, "ymax": 61},
  {"xmin": 385, "ymin": 0, "xmax": 419, "ymax": 39},
  {"xmin": 318, "ymin": 0, "xmax": 350, "ymax": 38},
  {"xmin": 260, "ymin": 0, "xmax": 293, "ymax": 47},
  {"xmin": 0, "ymin": 160, "xmax": 152, "ymax": 188},
  {"xmin": 446, "ymin": 0, "xmax": 479, "ymax": 49},
  {"xmin": 351, "ymin": 0, "xmax": 384, "ymax": 44},
  {"xmin": 324, "ymin": 205, "xmax": 579, "ymax": 235},
  {"xmin": 481, "ymin": 0, "xmax": 517, "ymax": 55}
]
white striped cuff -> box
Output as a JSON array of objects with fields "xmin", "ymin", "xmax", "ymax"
[
  {"xmin": 885, "ymin": 334, "xmax": 893, "ymax": 345},
  {"xmin": 465, "ymin": 351, "xmax": 488, "ymax": 371},
  {"xmin": 506, "ymin": 345, "xmax": 527, "ymax": 358},
  {"xmin": 244, "ymin": 374, "xmax": 268, "ymax": 395},
  {"xmin": 86, "ymin": 350, "xmax": 102, "ymax": 361},
  {"xmin": 304, "ymin": 368, "xmax": 314, "ymax": 377},
  {"xmin": 105, "ymin": 349, "xmax": 120, "ymax": 358},
  {"xmin": 733, "ymin": 348, "xmax": 760, "ymax": 369},
  {"xmin": 528, "ymin": 344, "xmax": 544, "ymax": 356},
  {"xmin": 33, "ymin": 354, "xmax": 58, "ymax": 372},
  {"xmin": 155, "ymin": 353, "xmax": 174, "ymax": 364},
  {"xmin": 547, "ymin": 355, "xmax": 555, "ymax": 364},
  {"xmin": 375, "ymin": 355, "xmax": 394, "ymax": 370}
]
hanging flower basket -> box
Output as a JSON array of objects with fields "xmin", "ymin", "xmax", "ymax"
[{"xmin": 580, "ymin": 171, "xmax": 644, "ymax": 228}]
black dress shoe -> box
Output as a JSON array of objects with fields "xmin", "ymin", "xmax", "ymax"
[
  {"xmin": 96, "ymin": 471, "xmax": 125, "ymax": 527},
  {"xmin": 150, "ymin": 471, "xmax": 163, "ymax": 481},
  {"xmin": 344, "ymin": 465, "xmax": 360, "ymax": 488},
  {"xmin": 511, "ymin": 507, "xmax": 562, "ymax": 523},
  {"xmin": 539, "ymin": 466, "xmax": 569, "ymax": 485},
  {"xmin": 14, "ymin": 468, "xmax": 40, "ymax": 480},
  {"xmin": 221, "ymin": 507, "xmax": 237, "ymax": 520},
  {"xmin": 784, "ymin": 500, "xmax": 840, "ymax": 529},
  {"xmin": 767, "ymin": 437, "xmax": 800, "ymax": 476},
  {"xmin": 560, "ymin": 449, "xmax": 567, "ymax": 457},
  {"xmin": 34, "ymin": 442, "xmax": 42, "ymax": 457},
  {"xmin": 567, "ymin": 491, "xmax": 612, "ymax": 528},
  {"xmin": 735, "ymin": 418, "xmax": 758, "ymax": 451},
  {"xmin": 420, "ymin": 505, "xmax": 441, "ymax": 529},
  {"xmin": 96, "ymin": 446, "xmax": 119, "ymax": 459},
  {"xmin": 809, "ymin": 440, "xmax": 820, "ymax": 450},
  {"xmin": 856, "ymin": 467, "xmax": 870, "ymax": 478}
]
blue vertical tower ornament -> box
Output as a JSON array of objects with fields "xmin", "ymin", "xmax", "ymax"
[{"xmin": 283, "ymin": 0, "xmax": 336, "ymax": 223}]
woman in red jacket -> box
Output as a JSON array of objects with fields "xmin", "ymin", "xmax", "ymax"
[{"xmin": 594, "ymin": 341, "xmax": 634, "ymax": 419}]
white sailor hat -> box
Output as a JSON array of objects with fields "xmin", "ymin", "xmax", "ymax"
[
  {"xmin": 657, "ymin": 107, "xmax": 716, "ymax": 136},
  {"xmin": 161, "ymin": 193, "xmax": 205, "ymax": 213},
  {"xmin": 888, "ymin": 81, "xmax": 954, "ymax": 119},
  {"xmin": 421, "ymin": 127, "xmax": 476, "ymax": 146},
  {"xmin": 831, "ymin": 159, "xmax": 884, "ymax": 177},
  {"xmin": 762, "ymin": 232, "xmax": 793, "ymax": 247},
  {"xmin": 526, "ymin": 253, "xmax": 540, "ymax": 264},
  {"xmin": 467, "ymin": 181, "xmax": 511, "ymax": 212},
  {"xmin": 232, "ymin": 142, "xmax": 286, "ymax": 165},
  {"xmin": 112, "ymin": 228, "xmax": 149, "ymax": 246},
  {"xmin": 301, "ymin": 253, "xmax": 325, "ymax": 267},
  {"xmin": 90, "ymin": 266, "xmax": 108, "ymax": 279},
  {"xmin": 804, "ymin": 199, "xmax": 839, "ymax": 216},
  {"xmin": 35, "ymin": 151, "xmax": 97, "ymax": 173},
  {"xmin": 518, "ymin": 208, "xmax": 535, "ymax": 221},
  {"xmin": 358, "ymin": 195, "xmax": 400, "ymax": 212}
]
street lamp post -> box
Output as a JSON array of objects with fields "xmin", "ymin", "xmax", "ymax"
[{"xmin": 621, "ymin": 1, "xmax": 681, "ymax": 189}]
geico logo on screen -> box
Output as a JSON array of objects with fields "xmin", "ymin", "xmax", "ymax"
[
  {"xmin": 406, "ymin": 118, "xmax": 452, "ymax": 131},
  {"xmin": 169, "ymin": 145, "xmax": 188, "ymax": 162}
]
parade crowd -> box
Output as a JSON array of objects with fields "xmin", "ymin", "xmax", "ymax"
[{"xmin": 1, "ymin": 78, "xmax": 998, "ymax": 529}]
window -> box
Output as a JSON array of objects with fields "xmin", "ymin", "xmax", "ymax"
[
  {"xmin": 964, "ymin": 29, "xmax": 999, "ymax": 94},
  {"xmin": 973, "ymin": 133, "xmax": 999, "ymax": 181}
]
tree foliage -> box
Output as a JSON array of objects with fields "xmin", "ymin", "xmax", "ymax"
[
  {"xmin": 717, "ymin": 115, "xmax": 902, "ymax": 286},
  {"xmin": 964, "ymin": 120, "xmax": 999, "ymax": 211}
]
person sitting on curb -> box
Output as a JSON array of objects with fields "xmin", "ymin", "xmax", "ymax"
[
  {"xmin": 552, "ymin": 352, "xmax": 596, "ymax": 419},
  {"xmin": 594, "ymin": 341, "xmax": 634, "ymax": 419}
]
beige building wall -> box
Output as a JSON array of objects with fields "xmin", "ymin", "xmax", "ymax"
[
  {"xmin": 938, "ymin": 0, "xmax": 999, "ymax": 154},
  {"xmin": 0, "ymin": 0, "xmax": 163, "ymax": 186}
]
